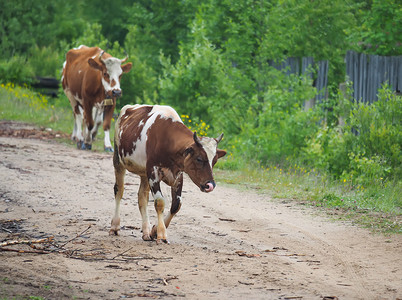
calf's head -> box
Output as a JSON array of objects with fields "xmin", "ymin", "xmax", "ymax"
[
  {"xmin": 88, "ymin": 51, "xmax": 132, "ymax": 99},
  {"xmin": 184, "ymin": 132, "xmax": 226, "ymax": 193}
]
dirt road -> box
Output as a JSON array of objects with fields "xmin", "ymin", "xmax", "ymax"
[{"xmin": 0, "ymin": 122, "xmax": 401, "ymax": 299}]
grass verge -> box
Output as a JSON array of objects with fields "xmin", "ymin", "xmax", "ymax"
[
  {"xmin": 0, "ymin": 83, "xmax": 113, "ymax": 152},
  {"xmin": 215, "ymin": 160, "xmax": 401, "ymax": 233}
]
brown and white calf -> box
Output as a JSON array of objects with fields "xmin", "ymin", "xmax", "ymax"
[
  {"xmin": 111, "ymin": 104, "xmax": 226, "ymax": 244},
  {"xmin": 62, "ymin": 45, "xmax": 132, "ymax": 151}
]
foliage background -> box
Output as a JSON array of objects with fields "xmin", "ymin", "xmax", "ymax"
[{"xmin": 0, "ymin": 0, "xmax": 401, "ymax": 216}]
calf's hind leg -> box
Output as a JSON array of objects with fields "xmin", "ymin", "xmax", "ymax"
[{"xmin": 138, "ymin": 176, "xmax": 152, "ymax": 241}]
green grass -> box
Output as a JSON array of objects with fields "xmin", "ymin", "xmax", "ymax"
[
  {"xmin": 0, "ymin": 83, "xmax": 72, "ymax": 131},
  {"xmin": 0, "ymin": 83, "xmax": 113, "ymax": 152},
  {"xmin": 216, "ymin": 158, "xmax": 402, "ymax": 233},
  {"xmin": 1, "ymin": 83, "xmax": 401, "ymax": 233}
]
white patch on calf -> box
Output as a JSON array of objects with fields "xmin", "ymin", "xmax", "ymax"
[
  {"xmin": 152, "ymin": 190, "xmax": 164, "ymax": 201},
  {"xmin": 131, "ymin": 105, "xmax": 182, "ymax": 165},
  {"xmin": 199, "ymin": 138, "xmax": 218, "ymax": 168},
  {"xmin": 150, "ymin": 105, "xmax": 183, "ymax": 123},
  {"xmin": 117, "ymin": 105, "xmax": 148, "ymax": 168}
]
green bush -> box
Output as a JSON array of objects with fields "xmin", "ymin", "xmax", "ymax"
[
  {"xmin": 158, "ymin": 19, "xmax": 249, "ymax": 135},
  {"xmin": 343, "ymin": 85, "xmax": 401, "ymax": 182},
  {"xmin": 0, "ymin": 56, "xmax": 35, "ymax": 85},
  {"xmin": 302, "ymin": 84, "xmax": 401, "ymax": 185},
  {"xmin": 119, "ymin": 25, "xmax": 158, "ymax": 108},
  {"xmin": 28, "ymin": 45, "xmax": 62, "ymax": 78},
  {"xmin": 232, "ymin": 70, "xmax": 319, "ymax": 164}
]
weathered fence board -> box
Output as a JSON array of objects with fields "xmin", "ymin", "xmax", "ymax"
[
  {"xmin": 346, "ymin": 51, "xmax": 401, "ymax": 103},
  {"xmin": 316, "ymin": 60, "xmax": 328, "ymax": 102},
  {"xmin": 270, "ymin": 56, "xmax": 329, "ymax": 105},
  {"xmin": 269, "ymin": 51, "xmax": 401, "ymax": 106}
]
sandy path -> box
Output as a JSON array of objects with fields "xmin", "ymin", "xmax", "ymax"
[{"xmin": 0, "ymin": 131, "xmax": 401, "ymax": 299}]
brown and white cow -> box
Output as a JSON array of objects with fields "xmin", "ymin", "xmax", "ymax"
[
  {"xmin": 111, "ymin": 104, "xmax": 226, "ymax": 244},
  {"xmin": 62, "ymin": 45, "xmax": 132, "ymax": 151}
]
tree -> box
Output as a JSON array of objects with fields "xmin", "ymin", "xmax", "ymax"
[
  {"xmin": 0, "ymin": 0, "xmax": 85, "ymax": 57},
  {"xmin": 159, "ymin": 18, "xmax": 247, "ymax": 134},
  {"xmin": 350, "ymin": 0, "xmax": 402, "ymax": 55},
  {"xmin": 124, "ymin": 0, "xmax": 197, "ymax": 72}
]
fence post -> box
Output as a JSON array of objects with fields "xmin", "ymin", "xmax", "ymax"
[
  {"xmin": 302, "ymin": 57, "xmax": 315, "ymax": 111},
  {"xmin": 338, "ymin": 82, "xmax": 349, "ymax": 128}
]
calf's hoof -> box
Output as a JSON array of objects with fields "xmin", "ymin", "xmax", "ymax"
[
  {"xmin": 110, "ymin": 217, "xmax": 120, "ymax": 235},
  {"xmin": 150, "ymin": 225, "xmax": 169, "ymax": 244},
  {"xmin": 109, "ymin": 228, "xmax": 119, "ymax": 236},
  {"xmin": 156, "ymin": 239, "xmax": 170, "ymax": 245},
  {"xmin": 150, "ymin": 225, "xmax": 158, "ymax": 240},
  {"xmin": 142, "ymin": 234, "xmax": 153, "ymax": 241}
]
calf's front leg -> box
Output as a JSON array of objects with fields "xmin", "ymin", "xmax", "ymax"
[
  {"xmin": 164, "ymin": 173, "xmax": 183, "ymax": 229},
  {"xmin": 148, "ymin": 171, "xmax": 168, "ymax": 244}
]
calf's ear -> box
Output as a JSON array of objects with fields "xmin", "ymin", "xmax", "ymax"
[
  {"xmin": 122, "ymin": 62, "xmax": 132, "ymax": 73},
  {"xmin": 217, "ymin": 149, "xmax": 227, "ymax": 159},
  {"xmin": 88, "ymin": 58, "xmax": 102, "ymax": 71},
  {"xmin": 184, "ymin": 146, "xmax": 194, "ymax": 157}
]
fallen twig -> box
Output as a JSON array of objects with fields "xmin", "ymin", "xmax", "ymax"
[
  {"xmin": 0, "ymin": 226, "xmax": 12, "ymax": 233},
  {"xmin": 0, "ymin": 247, "xmax": 50, "ymax": 254},
  {"xmin": 218, "ymin": 218, "xmax": 236, "ymax": 222},
  {"xmin": 0, "ymin": 236, "xmax": 54, "ymax": 247},
  {"xmin": 235, "ymin": 250, "xmax": 261, "ymax": 258},
  {"xmin": 161, "ymin": 276, "xmax": 178, "ymax": 285},
  {"xmin": 112, "ymin": 246, "xmax": 134, "ymax": 260},
  {"xmin": 58, "ymin": 225, "xmax": 91, "ymax": 248}
]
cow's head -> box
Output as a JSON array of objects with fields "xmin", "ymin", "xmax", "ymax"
[
  {"xmin": 183, "ymin": 132, "xmax": 226, "ymax": 193},
  {"xmin": 88, "ymin": 51, "xmax": 132, "ymax": 99}
]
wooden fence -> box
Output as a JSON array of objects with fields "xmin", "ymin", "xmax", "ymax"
[
  {"xmin": 269, "ymin": 56, "xmax": 328, "ymax": 108},
  {"xmin": 271, "ymin": 51, "xmax": 402, "ymax": 105},
  {"xmin": 345, "ymin": 51, "xmax": 402, "ymax": 103}
]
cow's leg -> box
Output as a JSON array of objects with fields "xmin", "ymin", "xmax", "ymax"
[
  {"xmin": 102, "ymin": 102, "xmax": 115, "ymax": 152},
  {"xmin": 64, "ymin": 89, "xmax": 84, "ymax": 148},
  {"xmin": 74, "ymin": 106, "xmax": 85, "ymax": 149},
  {"xmin": 164, "ymin": 173, "xmax": 183, "ymax": 229},
  {"xmin": 138, "ymin": 176, "xmax": 152, "ymax": 241},
  {"xmin": 148, "ymin": 168, "xmax": 168, "ymax": 244},
  {"xmin": 83, "ymin": 102, "xmax": 95, "ymax": 150},
  {"xmin": 110, "ymin": 152, "xmax": 125, "ymax": 235},
  {"xmin": 72, "ymin": 120, "xmax": 78, "ymax": 141},
  {"xmin": 91, "ymin": 106, "xmax": 103, "ymax": 141}
]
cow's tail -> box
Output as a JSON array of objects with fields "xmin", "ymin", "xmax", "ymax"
[{"xmin": 113, "ymin": 140, "xmax": 120, "ymax": 169}]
